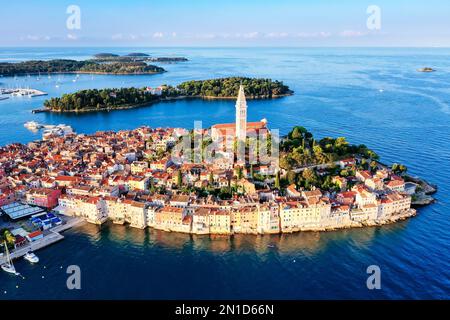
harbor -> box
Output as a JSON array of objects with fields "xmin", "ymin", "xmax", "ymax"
[
  {"xmin": 24, "ymin": 122, "xmax": 74, "ymax": 139},
  {"xmin": 0, "ymin": 88, "xmax": 47, "ymax": 99},
  {"xmin": 0, "ymin": 205, "xmax": 85, "ymax": 268}
]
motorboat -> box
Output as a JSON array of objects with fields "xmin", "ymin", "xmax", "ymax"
[
  {"xmin": 24, "ymin": 121, "xmax": 43, "ymax": 130},
  {"xmin": 24, "ymin": 252, "xmax": 39, "ymax": 263}
]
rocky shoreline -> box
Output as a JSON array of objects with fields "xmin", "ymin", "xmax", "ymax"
[{"xmin": 405, "ymin": 175, "xmax": 437, "ymax": 206}]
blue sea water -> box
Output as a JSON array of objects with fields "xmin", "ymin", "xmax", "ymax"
[{"xmin": 0, "ymin": 47, "xmax": 449, "ymax": 299}]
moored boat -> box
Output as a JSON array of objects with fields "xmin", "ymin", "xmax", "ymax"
[
  {"xmin": 24, "ymin": 252, "xmax": 39, "ymax": 263},
  {"xmin": 1, "ymin": 241, "xmax": 20, "ymax": 275}
]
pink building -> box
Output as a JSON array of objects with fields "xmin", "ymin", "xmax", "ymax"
[
  {"xmin": 0, "ymin": 189, "xmax": 15, "ymax": 207},
  {"xmin": 26, "ymin": 188, "xmax": 62, "ymax": 209}
]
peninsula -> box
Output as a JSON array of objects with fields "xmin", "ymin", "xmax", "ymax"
[
  {"xmin": 41, "ymin": 77, "xmax": 293, "ymax": 112},
  {"xmin": 0, "ymin": 86, "xmax": 434, "ymax": 241},
  {"xmin": 0, "ymin": 59, "xmax": 166, "ymax": 76}
]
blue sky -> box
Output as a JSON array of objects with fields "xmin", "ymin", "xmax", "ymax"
[{"xmin": 1, "ymin": 0, "xmax": 449, "ymax": 46}]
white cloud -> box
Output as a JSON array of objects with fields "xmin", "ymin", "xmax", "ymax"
[
  {"xmin": 242, "ymin": 32, "xmax": 260, "ymax": 39},
  {"xmin": 295, "ymin": 32, "xmax": 332, "ymax": 38},
  {"xmin": 112, "ymin": 33, "xmax": 123, "ymax": 40},
  {"xmin": 66, "ymin": 33, "xmax": 78, "ymax": 40},
  {"xmin": 26, "ymin": 35, "xmax": 41, "ymax": 41},
  {"xmin": 152, "ymin": 32, "xmax": 164, "ymax": 38},
  {"xmin": 24, "ymin": 35, "xmax": 52, "ymax": 41},
  {"xmin": 339, "ymin": 30, "xmax": 366, "ymax": 37},
  {"xmin": 264, "ymin": 32, "xmax": 289, "ymax": 38}
]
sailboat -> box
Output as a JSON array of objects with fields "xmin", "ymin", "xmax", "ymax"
[{"xmin": 1, "ymin": 241, "xmax": 20, "ymax": 275}]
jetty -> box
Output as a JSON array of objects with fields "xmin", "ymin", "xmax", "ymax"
[
  {"xmin": 0, "ymin": 217, "xmax": 84, "ymax": 264},
  {"xmin": 31, "ymin": 108, "xmax": 48, "ymax": 114},
  {"xmin": 9, "ymin": 88, "xmax": 48, "ymax": 97}
]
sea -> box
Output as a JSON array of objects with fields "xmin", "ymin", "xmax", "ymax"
[{"xmin": 0, "ymin": 47, "xmax": 449, "ymax": 299}]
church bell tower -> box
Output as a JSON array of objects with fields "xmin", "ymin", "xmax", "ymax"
[{"xmin": 235, "ymin": 85, "xmax": 247, "ymax": 142}]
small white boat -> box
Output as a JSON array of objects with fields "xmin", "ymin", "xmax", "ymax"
[
  {"xmin": 24, "ymin": 121, "xmax": 43, "ymax": 130},
  {"xmin": 24, "ymin": 252, "xmax": 39, "ymax": 263},
  {"xmin": 1, "ymin": 241, "xmax": 20, "ymax": 275}
]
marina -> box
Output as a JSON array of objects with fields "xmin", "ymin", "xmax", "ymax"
[
  {"xmin": 0, "ymin": 214, "xmax": 84, "ymax": 267},
  {"xmin": 23, "ymin": 122, "xmax": 74, "ymax": 139},
  {"xmin": 0, "ymin": 88, "xmax": 47, "ymax": 99}
]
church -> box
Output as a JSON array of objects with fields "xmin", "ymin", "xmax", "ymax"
[{"xmin": 210, "ymin": 85, "xmax": 268, "ymax": 143}]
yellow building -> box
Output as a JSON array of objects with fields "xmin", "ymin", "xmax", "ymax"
[
  {"xmin": 231, "ymin": 206, "xmax": 259, "ymax": 234},
  {"xmin": 127, "ymin": 175, "xmax": 150, "ymax": 191},
  {"xmin": 257, "ymin": 204, "xmax": 280, "ymax": 234},
  {"xmin": 130, "ymin": 161, "xmax": 149, "ymax": 175},
  {"xmin": 208, "ymin": 209, "xmax": 231, "ymax": 234}
]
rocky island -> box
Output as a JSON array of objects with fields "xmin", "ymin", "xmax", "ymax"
[
  {"xmin": 417, "ymin": 67, "xmax": 436, "ymax": 72},
  {"xmin": 41, "ymin": 77, "xmax": 293, "ymax": 113}
]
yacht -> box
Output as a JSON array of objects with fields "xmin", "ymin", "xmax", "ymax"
[
  {"xmin": 24, "ymin": 252, "xmax": 39, "ymax": 263},
  {"xmin": 1, "ymin": 241, "xmax": 19, "ymax": 275},
  {"xmin": 24, "ymin": 121, "xmax": 43, "ymax": 130}
]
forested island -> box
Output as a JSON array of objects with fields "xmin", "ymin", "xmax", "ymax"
[
  {"xmin": 92, "ymin": 52, "xmax": 188, "ymax": 63},
  {"xmin": 42, "ymin": 77, "xmax": 293, "ymax": 112},
  {"xmin": 0, "ymin": 59, "xmax": 165, "ymax": 76}
]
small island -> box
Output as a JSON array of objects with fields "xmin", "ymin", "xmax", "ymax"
[
  {"xmin": 41, "ymin": 77, "xmax": 293, "ymax": 112},
  {"xmin": 92, "ymin": 52, "xmax": 189, "ymax": 63},
  {"xmin": 0, "ymin": 59, "xmax": 166, "ymax": 76},
  {"xmin": 417, "ymin": 67, "xmax": 436, "ymax": 72}
]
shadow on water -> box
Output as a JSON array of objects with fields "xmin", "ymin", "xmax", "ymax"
[{"xmin": 72, "ymin": 219, "xmax": 411, "ymax": 257}]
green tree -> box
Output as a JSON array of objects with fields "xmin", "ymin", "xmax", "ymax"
[
  {"xmin": 302, "ymin": 168, "xmax": 318, "ymax": 186},
  {"xmin": 177, "ymin": 170, "xmax": 182, "ymax": 188},
  {"xmin": 287, "ymin": 170, "xmax": 297, "ymax": 185},
  {"xmin": 274, "ymin": 171, "xmax": 280, "ymax": 189},
  {"xmin": 209, "ymin": 172, "xmax": 214, "ymax": 185}
]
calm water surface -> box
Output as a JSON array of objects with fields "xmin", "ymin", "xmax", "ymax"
[{"xmin": 0, "ymin": 47, "xmax": 449, "ymax": 299}]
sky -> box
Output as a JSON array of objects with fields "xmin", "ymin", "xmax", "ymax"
[{"xmin": 0, "ymin": 0, "xmax": 449, "ymax": 47}]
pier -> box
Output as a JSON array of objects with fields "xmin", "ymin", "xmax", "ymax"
[{"xmin": 0, "ymin": 217, "xmax": 85, "ymax": 265}]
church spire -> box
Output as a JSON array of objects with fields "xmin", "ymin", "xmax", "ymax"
[
  {"xmin": 236, "ymin": 84, "xmax": 246, "ymax": 106},
  {"xmin": 235, "ymin": 84, "xmax": 247, "ymax": 142}
]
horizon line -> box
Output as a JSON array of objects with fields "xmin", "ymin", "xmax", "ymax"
[{"xmin": 1, "ymin": 45, "xmax": 450, "ymax": 49}]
